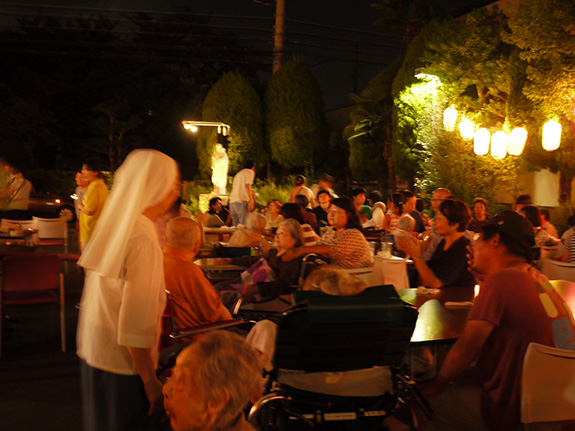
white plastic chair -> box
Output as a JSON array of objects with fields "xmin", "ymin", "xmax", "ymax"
[
  {"xmin": 32, "ymin": 217, "xmax": 68, "ymax": 240},
  {"xmin": 373, "ymin": 256, "xmax": 410, "ymax": 290},
  {"xmin": 521, "ymin": 342, "xmax": 575, "ymax": 429},
  {"xmin": 540, "ymin": 258, "xmax": 575, "ymax": 282},
  {"xmin": 345, "ymin": 266, "xmax": 386, "ymax": 287}
]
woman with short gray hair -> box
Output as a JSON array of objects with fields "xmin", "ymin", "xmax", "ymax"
[{"xmin": 215, "ymin": 218, "xmax": 305, "ymax": 306}]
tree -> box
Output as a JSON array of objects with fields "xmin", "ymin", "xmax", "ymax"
[
  {"xmin": 264, "ymin": 59, "xmax": 327, "ymax": 170},
  {"xmin": 365, "ymin": 6, "xmax": 524, "ymax": 206},
  {"xmin": 345, "ymin": 60, "xmax": 401, "ymax": 192},
  {"xmin": 198, "ymin": 71, "xmax": 266, "ymax": 178},
  {"xmin": 0, "ymin": 9, "xmax": 261, "ymax": 176},
  {"xmin": 372, "ymin": 0, "xmax": 447, "ymax": 45},
  {"xmin": 504, "ymin": 0, "xmax": 575, "ymax": 201}
]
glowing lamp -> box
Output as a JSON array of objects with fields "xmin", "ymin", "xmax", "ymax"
[
  {"xmin": 508, "ymin": 127, "xmax": 527, "ymax": 156},
  {"xmin": 542, "ymin": 120, "xmax": 561, "ymax": 151},
  {"xmin": 491, "ymin": 131, "xmax": 508, "ymax": 159},
  {"xmin": 443, "ymin": 107, "xmax": 458, "ymax": 131},
  {"xmin": 474, "ymin": 128, "xmax": 490, "ymax": 156},
  {"xmin": 459, "ymin": 117, "xmax": 475, "ymax": 140}
]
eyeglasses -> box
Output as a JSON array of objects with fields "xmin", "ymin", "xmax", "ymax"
[{"xmin": 327, "ymin": 208, "xmax": 345, "ymax": 215}]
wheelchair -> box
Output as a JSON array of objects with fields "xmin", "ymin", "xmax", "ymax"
[{"xmin": 248, "ymin": 285, "xmax": 433, "ymax": 431}]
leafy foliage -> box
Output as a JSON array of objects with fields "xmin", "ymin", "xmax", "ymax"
[
  {"xmin": 0, "ymin": 10, "xmax": 259, "ymax": 176},
  {"xmin": 416, "ymin": 130, "xmax": 521, "ymax": 207},
  {"xmin": 198, "ymin": 71, "xmax": 266, "ymax": 178},
  {"xmin": 252, "ymin": 179, "xmax": 292, "ymax": 207},
  {"xmin": 504, "ymin": 0, "xmax": 575, "ymax": 199},
  {"xmin": 264, "ymin": 59, "xmax": 327, "ymax": 170},
  {"xmin": 345, "ymin": 61, "xmax": 400, "ymax": 188}
]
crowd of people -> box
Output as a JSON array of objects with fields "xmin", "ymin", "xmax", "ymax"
[{"xmin": 7, "ymin": 149, "xmax": 575, "ymax": 431}]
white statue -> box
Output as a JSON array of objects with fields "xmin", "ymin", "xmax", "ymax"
[{"xmin": 211, "ymin": 143, "xmax": 229, "ymax": 195}]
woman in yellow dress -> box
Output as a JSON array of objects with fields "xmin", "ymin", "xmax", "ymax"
[{"xmin": 78, "ymin": 160, "xmax": 108, "ymax": 251}]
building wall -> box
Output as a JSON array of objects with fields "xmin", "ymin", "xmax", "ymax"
[{"xmin": 495, "ymin": 169, "xmax": 569, "ymax": 207}]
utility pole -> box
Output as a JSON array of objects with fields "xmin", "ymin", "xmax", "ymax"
[{"xmin": 272, "ymin": 0, "xmax": 285, "ymax": 73}]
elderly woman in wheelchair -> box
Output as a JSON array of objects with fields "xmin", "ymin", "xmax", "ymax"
[{"xmin": 215, "ymin": 219, "xmax": 305, "ymax": 308}]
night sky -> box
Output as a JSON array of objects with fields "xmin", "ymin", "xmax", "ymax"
[{"xmin": 1, "ymin": 0, "xmax": 492, "ymax": 109}]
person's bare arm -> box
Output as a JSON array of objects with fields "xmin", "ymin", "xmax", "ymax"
[
  {"xmin": 245, "ymin": 184, "xmax": 254, "ymax": 212},
  {"xmin": 418, "ymin": 320, "xmax": 495, "ymax": 396},
  {"xmin": 281, "ymin": 244, "xmax": 332, "ymax": 262},
  {"xmin": 78, "ymin": 202, "xmax": 96, "ymax": 216},
  {"xmin": 127, "ymin": 347, "xmax": 163, "ymax": 415}
]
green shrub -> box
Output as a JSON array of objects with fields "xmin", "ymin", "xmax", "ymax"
[
  {"xmin": 183, "ymin": 181, "xmax": 213, "ymax": 215},
  {"xmin": 252, "ymin": 179, "xmax": 292, "ymax": 207}
]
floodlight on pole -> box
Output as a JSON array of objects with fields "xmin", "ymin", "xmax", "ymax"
[{"xmin": 182, "ymin": 121, "xmax": 230, "ymax": 136}]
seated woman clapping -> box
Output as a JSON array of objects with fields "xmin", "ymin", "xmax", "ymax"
[
  {"xmin": 215, "ymin": 219, "xmax": 305, "ymax": 307},
  {"xmin": 281, "ymin": 196, "xmax": 372, "ymax": 269},
  {"xmin": 396, "ymin": 198, "xmax": 476, "ymax": 288}
]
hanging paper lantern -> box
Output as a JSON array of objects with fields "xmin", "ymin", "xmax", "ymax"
[
  {"xmin": 459, "ymin": 117, "xmax": 475, "ymax": 140},
  {"xmin": 491, "ymin": 131, "xmax": 509, "ymax": 159},
  {"xmin": 508, "ymin": 127, "xmax": 528, "ymax": 156},
  {"xmin": 443, "ymin": 107, "xmax": 458, "ymax": 131},
  {"xmin": 542, "ymin": 120, "xmax": 561, "ymax": 151},
  {"xmin": 474, "ymin": 128, "xmax": 490, "ymax": 156}
]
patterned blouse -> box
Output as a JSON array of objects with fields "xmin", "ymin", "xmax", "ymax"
[{"xmin": 318, "ymin": 228, "xmax": 373, "ymax": 269}]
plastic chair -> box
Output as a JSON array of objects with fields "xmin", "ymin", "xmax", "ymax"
[
  {"xmin": 541, "ymin": 259, "xmax": 575, "ymax": 282},
  {"xmin": 32, "ymin": 217, "xmax": 68, "ymax": 246},
  {"xmin": 248, "ymin": 285, "xmax": 432, "ymax": 430},
  {"xmin": 345, "ymin": 266, "xmax": 386, "ymax": 287},
  {"xmin": 0, "ymin": 255, "xmax": 65, "ymax": 356},
  {"xmin": 521, "ymin": 342, "xmax": 575, "ymax": 430}
]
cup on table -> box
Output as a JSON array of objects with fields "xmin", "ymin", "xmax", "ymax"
[
  {"xmin": 379, "ymin": 241, "xmax": 393, "ymax": 259},
  {"xmin": 368, "ymin": 241, "xmax": 377, "ymax": 259}
]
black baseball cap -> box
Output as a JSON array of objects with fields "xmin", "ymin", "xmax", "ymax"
[{"xmin": 478, "ymin": 210, "xmax": 535, "ymax": 254}]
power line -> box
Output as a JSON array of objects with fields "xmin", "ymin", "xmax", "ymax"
[
  {"xmin": 0, "ymin": 46, "xmax": 272, "ymax": 62},
  {"xmin": 0, "ymin": 2, "xmax": 274, "ymax": 21},
  {"xmin": 0, "ymin": 9, "xmax": 274, "ymax": 34},
  {"xmin": 286, "ymin": 18, "xmax": 403, "ymax": 40}
]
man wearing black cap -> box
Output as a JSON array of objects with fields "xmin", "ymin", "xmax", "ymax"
[{"xmin": 419, "ymin": 211, "xmax": 575, "ymax": 431}]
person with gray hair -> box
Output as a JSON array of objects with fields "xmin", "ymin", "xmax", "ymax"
[
  {"xmin": 163, "ymin": 217, "xmax": 231, "ymax": 342},
  {"xmin": 215, "ymin": 218, "xmax": 305, "ymax": 306},
  {"xmin": 227, "ymin": 212, "xmax": 271, "ymax": 253},
  {"xmin": 396, "ymin": 213, "xmax": 415, "ymax": 232},
  {"xmin": 163, "ymin": 330, "xmax": 261, "ymax": 431}
]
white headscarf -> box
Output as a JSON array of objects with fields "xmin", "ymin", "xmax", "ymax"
[{"xmin": 78, "ymin": 149, "xmax": 178, "ymax": 279}]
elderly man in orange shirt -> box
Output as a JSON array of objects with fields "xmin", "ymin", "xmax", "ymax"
[{"xmin": 163, "ymin": 217, "xmax": 231, "ymax": 341}]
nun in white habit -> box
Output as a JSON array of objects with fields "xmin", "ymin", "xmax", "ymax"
[{"xmin": 77, "ymin": 149, "xmax": 180, "ymax": 431}]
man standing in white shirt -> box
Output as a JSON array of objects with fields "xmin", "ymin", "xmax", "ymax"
[{"xmin": 229, "ymin": 160, "xmax": 255, "ymax": 226}]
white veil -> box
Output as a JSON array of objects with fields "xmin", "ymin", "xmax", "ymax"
[{"xmin": 78, "ymin": 149, "xmax": 178, "ymax": 279}]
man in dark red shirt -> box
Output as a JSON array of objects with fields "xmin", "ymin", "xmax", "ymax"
[{"xmin": 419, "ymin": 211, "xmax": 575, "ymax": 431}]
